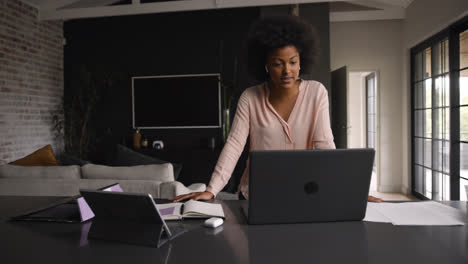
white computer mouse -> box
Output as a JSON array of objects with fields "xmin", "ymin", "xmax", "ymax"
[{"xmin": 204, "ymin": 217, "xmax": 224, "ymax": 228}]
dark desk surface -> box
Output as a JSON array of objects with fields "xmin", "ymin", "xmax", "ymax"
[{"xmin": 0, "ymin": 196, "xmax": 467, "ymax": 264}]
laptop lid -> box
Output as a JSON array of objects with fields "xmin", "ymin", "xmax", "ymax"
[
  {"xmin": 11, "ymin": 183, "xmax": 121, "ymax": 223},
  {"xmin": 248, "ymin": 148, "xmax": 375, "ymax": 224},
  {"xmin": 80, "ymin": 190, "xmax": 172, "ymax": 237}
]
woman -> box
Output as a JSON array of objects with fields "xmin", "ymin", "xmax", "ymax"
[{"xmin": 173, "ymin": 16, "xmax": 382, "ymax": 203}]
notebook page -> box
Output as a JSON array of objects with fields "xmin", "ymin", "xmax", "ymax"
[
  {"xmin": 182, "ymin": 200, "xmax": 225, "ymax": 218},
  {"xmin": 156, "ymin": 203, "xmax": 183, "ymax": 220}
]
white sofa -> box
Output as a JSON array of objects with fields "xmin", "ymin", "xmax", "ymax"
[{"xmin": 0, "ymin": 163, "xmax": 206, "ymax": 198}]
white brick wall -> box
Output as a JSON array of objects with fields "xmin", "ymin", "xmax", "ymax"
[{"xmin": 0, "ymin": 0, "xmax": 63, "ymax": 163}]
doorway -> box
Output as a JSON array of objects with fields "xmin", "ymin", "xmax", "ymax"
[{"xmin": 348, "ymin": 71, "xmax": 379, "ymax": 192}]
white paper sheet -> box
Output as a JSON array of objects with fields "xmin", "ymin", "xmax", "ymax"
[
  {"xmin": 363, "ymin": 203, "xmax": 392, "ymax": 223},
  {"xmin": 363, "ymin": 201, "xmax": 466, "ymax": 226}
]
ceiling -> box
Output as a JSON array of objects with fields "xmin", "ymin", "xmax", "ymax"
[{"xmin": 21, "ymin": 0, "xmax": 414, "ymax": 21}]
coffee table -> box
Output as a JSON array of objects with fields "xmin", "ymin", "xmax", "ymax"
[{"xmin": 0, "ymin": 196, "xmax": 467, "ymax": 264}]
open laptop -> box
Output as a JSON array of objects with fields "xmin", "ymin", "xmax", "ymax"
[
  {"xmin": 245, "ymin": 148, "xmax": 375, "ymax": 225},
  {"xmin": 11, "ymin": 183, "xmax": 122, "ymax": 223}
]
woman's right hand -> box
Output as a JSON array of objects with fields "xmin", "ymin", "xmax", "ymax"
[{"xmin": 171, "ymin": 191, "xmax": 214, "ymax": 202}]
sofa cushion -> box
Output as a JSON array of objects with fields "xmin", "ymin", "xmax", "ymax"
[
  {"xmin": 113, "ymin": 144, "xmax": 183, "ymax": 180},
  {"xmin": 9, "ymin": 145, "xmax": 59, "ymax": 166},
  {"xmin": 79, "ymin": 179, "xmax": 162, "ymax": 198},
  {"xmin": 0, "ymin": 164, "xmax": 81, "ymax": 179},
  {"xmin": 81, "ymin": 163, "xmax": 174, "ymax": 182},
  {"xmin": 57, "ymin": 152, "xmax": 90, "ymax": 166},
  {"xmin": 0, "ymin": 179, "xmax": 81, "ymax": 196},
  {"xmin": 0, "ymin": 179, "xmax": 161, "ymax": 197}
]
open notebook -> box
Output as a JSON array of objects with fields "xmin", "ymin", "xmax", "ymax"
[{"xmin": 156, "ymin": 200, "xmax": 225, "ymax": 220}]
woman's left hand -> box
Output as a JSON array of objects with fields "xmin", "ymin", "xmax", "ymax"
[{"xmin": 368, "ymin": 195, "xmax": 384, "ymax": 203}]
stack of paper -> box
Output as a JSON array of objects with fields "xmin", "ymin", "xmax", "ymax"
[{"xmin": 364, "ymin": 201, "xmax": 466, "ymax": 226}]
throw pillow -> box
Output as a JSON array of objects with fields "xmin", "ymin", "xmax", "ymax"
[
  {"xmin": 113, "ymin": 144, "xmax": 182, "ymax": 179},
  {"xmin": 57, "ymin": 152, "xmax": 90, "ymax": 166},
  {"xmin": 9, "ymin": 144, "xmax": 59, "ymax": 166},
  {"xmin": 81, "ymin": 163, "xmax": 174, "ymax": 182}
]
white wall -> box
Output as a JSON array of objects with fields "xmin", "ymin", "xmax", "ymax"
[
  {"xmin": 348, "ymin": 72, "xmax": 368, "ymax": 149},
  {"xmin": 0, "ymin": 0, "xmax": 64, "ymax": 164},
  {"xmin": 401, "ymin": 0, "xmax": 468, "ymax": 194},
  {"xmin": 331, "ymin": 0, "xmax": 468, "ymax": 195},
  {"xmin": 330, "ymin": 20, "xmax": 403, "ymax": 192}
]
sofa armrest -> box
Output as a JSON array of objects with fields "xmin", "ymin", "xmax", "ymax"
[
  {"xmin": 159, "ymin": 181, "xmax": 206, "ymax": 199},
  {"xmin": 81, "ymin": 163, "xmax": 174, "ymax": 182}
]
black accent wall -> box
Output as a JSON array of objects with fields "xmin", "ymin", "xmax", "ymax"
[
  {"xmin": 64, "ymin": 8, "xmax": 259, "ymax": 188},
  {"xmin": 64, "ymin": 4, "xmax": 331, "ymax": 191}
]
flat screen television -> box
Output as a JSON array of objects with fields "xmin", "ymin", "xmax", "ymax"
[{"xmin": 132, "ymin": 74, "xmax": 221, "ymax": 129}]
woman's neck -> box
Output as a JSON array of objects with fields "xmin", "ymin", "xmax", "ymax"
[{"xmin": 268, "ymin": 79, "xmax": 301, "ymax": 100}]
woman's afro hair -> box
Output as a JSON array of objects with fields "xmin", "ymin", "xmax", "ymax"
[{"xmin": 245, "ymin": 15, "xmax": 320, "ymax": 82}]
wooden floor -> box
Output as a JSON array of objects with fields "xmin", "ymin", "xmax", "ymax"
[{"xmin": 369, "ymin": 191, "xmax": 417, "ymax": 201}]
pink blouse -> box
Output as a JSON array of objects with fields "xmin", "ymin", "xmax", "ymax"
[{"xmin": 206, "ymin": 80, "xmax": 336, "ymax": 199}]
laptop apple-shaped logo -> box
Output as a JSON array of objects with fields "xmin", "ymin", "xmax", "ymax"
[{"xmin": 304, "ymin": 182, "xmax": 319, "ymax": 194}]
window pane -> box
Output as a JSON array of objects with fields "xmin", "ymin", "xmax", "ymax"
[
  {"xmin": 443, "ymin": 174, "xmax": 450, "ymax": 201},
  {"xmin": 373, "ymin": 97, "xmax": 376, "ymax": 113},
  {"xmin": 424, "ymin": 79, "xmax": 432, "ymax": 108},
  {"xmin": 433, "ymin": 172, "xmax": 441, "ymax": 200},
  {"xmin": 461, "ymin": 106, "xmax": 468, "ymax": 141},
  {"xmin": 415, "ymin": 165, "xmax": 424, "ymax": 194},
  {"xmin": 415, "ymin": 110, "xmax": 423, "ymax": 137},
  {"xmin": 434, "ymin": 76, "xmax": 449, "ymax": 107},
  {"xmin": 434, "ymin": 39, "xmax": 450, "ymax": 74},
  {"xmin": 415, "ymin": 52, "xmax": 423, "ymax": 81},
  {"xmin": 415, "ymin": 82, "xmax": 423, "ymax": 108},
  {"xmin": 415, "ymin": 138, "xmax": 423, "ymax": 165},
  {"xmin": 444, "ymin": 74, "xmax": 450, "ymax": 106},
  {"xmin": 461, "ymin": 69, "xmax": 468, "ymax": 105},
  {"xmin": 443, "ymin": 107, "xmax": 450, "ymax": 140},
  {"xmin": 433, "ymin": 139, "xmax": 443, "ymax": 171},
  {"xmin": 425, "ymin": 139, "xmax": 432, "ymax": 167},
  {"xmin": 425, "ymin": 168, "xmax": 432, "ymax": 198},
  {"xmin": 434, "ymin": 77, "xmax": 443, "ymax": 107},
  {"xmin": 461, "ymin": 143, "xmax": 468, "ymax": 178},
  {"xmin": 367, "ymin": 79, "xmax": 374, "ymax": 96},
  {"xmin": 443, "ymin": 39, "xmax": 449, "ymax": 73},
  {"xmin": 368, "ymin": 98, "xmax": 374, "ymax": 115},
  {"xmin": 461, "ymin": 178, "xmax": 468, "ymax": 202},
  {"xmin": 434, "ymin": 108, "xmax": 442, "ymax": 139},
  {"xmin": 434, "ymin": 42, "xmax": 442, "ymax": 75},
  {"xmin": 443, "ymin": 140, "xmax": 450, "ymax": 174},
  {"xmin": 460, "ymin": 30, "xmax": 468, "ymax": 70},
  {"xmin": 424, "ymin": 47, "xmax": 432, "ymax": 78},
  {"xmin": 425, "ymin": 109, "xmax": 432, "ymax": 138}
]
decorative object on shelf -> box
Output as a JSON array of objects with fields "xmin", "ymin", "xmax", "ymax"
[
  {"xmin": 141, "ymin": 137, "xmax": 148, "ymax": 148},
  {"xmin": 152, "ymin": 140, "xmax": 164, "ymax": 150},
  {"xmin": 133, "ymin": 129, "xmax": 141, "ymax": 149}
]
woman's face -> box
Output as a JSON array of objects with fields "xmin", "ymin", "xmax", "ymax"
[{"xmin": 265, "ymin": 45, "xmax": 301, "ymax": 90}]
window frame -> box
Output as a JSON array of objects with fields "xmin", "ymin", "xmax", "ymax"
[{"xmin": 411, "ymin": 16, "xmax": 468, "ymax": 200}]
